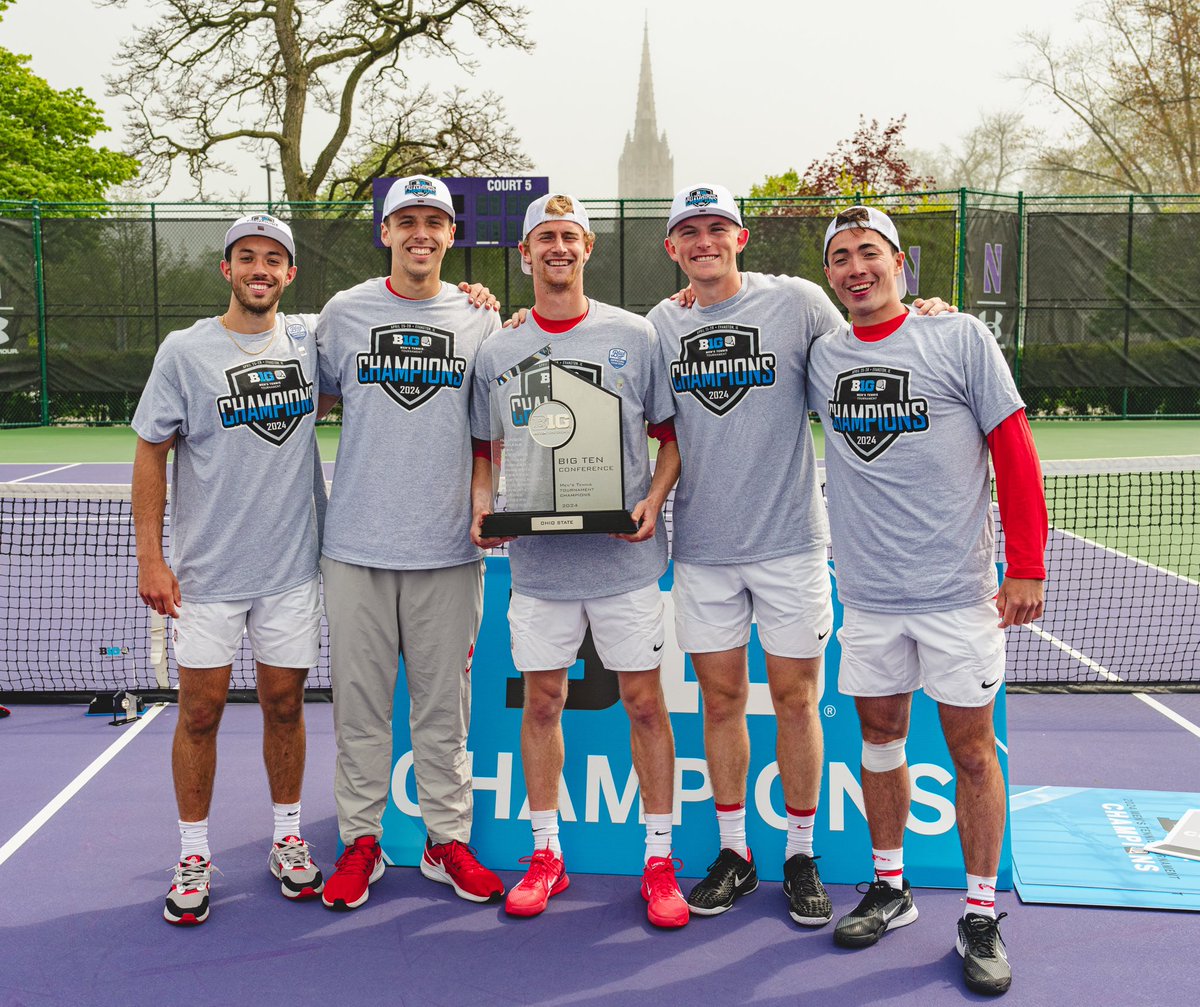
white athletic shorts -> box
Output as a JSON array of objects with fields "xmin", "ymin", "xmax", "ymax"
[
  {"xmin": 509, "ymin": 583, "xmax": 665, "ymax": 673},
  {"xmin": 673, "ymin": 548, "xmax": 833, "ymax": 658},
  {"xmin": 837, "ymin": 599, "xmax": 1005, "ymax": 708},
  {"xmin": 171, "ymin": 575, "xmax": 322, "ymax": 670}
]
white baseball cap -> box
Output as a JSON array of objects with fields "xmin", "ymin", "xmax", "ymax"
[
  {"xmin": 666, "ymin": 184, "xmax": 743, "ymax": 236},
  {"xmin": 824, "ymin": 205, "xmax": 907, "ymax": 297},
  {"xmin": 382, "ymin": 175, "xmax": 455, "ymax": 221},
  {"xmin": 224, "ymin": 213, "xmax": 295, "ymax": 261},
  {"xmin": 520, "ymin": 194, "xmax": 591, "ymax": 274},
  {"xmin": 823, "ymin": 206, "xmax": 902, "ymax": 261}
]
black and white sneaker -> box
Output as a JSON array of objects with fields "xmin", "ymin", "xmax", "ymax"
[
  {"xmin": 833, "ymin": 878, "xmax": 918, "ymax": 948},
  {"xmin": 957, "ymin": 912, "xmax": 1012, "ymax": 995},
  {"xmin": 686, "ymin": 848, "xmax": 758, "ymax": 916},
  {"xmin": 782, "ymin": 854, "xmax": 833, "ymax": 926}
]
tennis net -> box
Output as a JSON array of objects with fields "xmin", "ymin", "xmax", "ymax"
[{"xmin": 1, "ymin": 455, "xmax": 1197, "ymax": 699}]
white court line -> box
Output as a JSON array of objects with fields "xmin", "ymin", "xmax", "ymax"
[
  {"xmin": 1134, "ymin": 693, "xmax": 1200, "ymax": 741},
  {"xmin": 0, "ymin": 703, "xmax": 167, "ymax": 870},
  {"xmin": 1019, "ymin": 622, "xmax": 1200, "ymax": 739},
  {"xmin": 9, "ymin": 462, "xmax": 81, "ymax": 484},
  {"xmin": 1053, "ymin": 526, "xmax": 1200, "ymax": 589}
]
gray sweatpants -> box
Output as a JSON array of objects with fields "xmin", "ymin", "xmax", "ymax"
[{"xmin": 322, "ymin": 556, "xmax": 484, "ymax": 845}]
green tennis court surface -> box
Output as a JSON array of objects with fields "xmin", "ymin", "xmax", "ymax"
[{"xmin": 0, "ymin": 419, "xmax": 1196, "ymax": 463}]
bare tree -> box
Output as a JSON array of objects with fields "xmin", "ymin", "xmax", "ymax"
[
  {"xmin": 913, "ymin": 110, "xmax": 1038, "ymax": 192},
  {"xmin": 103, "ymin": 0, "xmax": 534, "ymax": 201},
  {"xmin": 1019, "ymin": 0, "xmax": 1200, "ymax": 193}
]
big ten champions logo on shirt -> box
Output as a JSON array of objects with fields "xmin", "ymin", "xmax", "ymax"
[
  {"xmin": 828, "ymin": 365, "xmax": 929, "ymax": 462},
  {"xmin": 358, "ymin": 323, "xmax": 467, "ymax": 410},
  {"xmin": 216, "ymin": 360, "xmax": 315, "ymax": 445},
  {"xmin": 670, "ymin": 323, "xmax": 775, "ymax": 416},
  {"xmin": 508, "ymin": 358, "xmax": 602, "ymax": 427}
]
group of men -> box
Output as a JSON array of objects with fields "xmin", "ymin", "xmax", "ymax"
[{"xmin": 133, "ymin": 173, "xmax": 1046, "ymax": 998}]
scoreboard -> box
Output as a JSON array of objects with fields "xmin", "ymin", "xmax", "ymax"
[{"xmin": 373, "ymin": 176, "xmax": 550, "ymax": 248}]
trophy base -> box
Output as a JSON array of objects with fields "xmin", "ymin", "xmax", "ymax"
[{"xmin": 482, "ymin": 509, "xmax": 637, "ymax": 537}]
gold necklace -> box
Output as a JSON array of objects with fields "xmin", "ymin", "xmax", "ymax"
[{"xmin": 219, "ymin": 314, "xmax": 279, "ymax": 356}]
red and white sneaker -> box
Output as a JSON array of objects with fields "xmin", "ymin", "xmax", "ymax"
[
  {"xmin": 504, "ymin": 849, "xmax": 569, "ymax": 917},
  {"xmin": 642, "ymin": 856, "xmax": 690, "ymax": 928},
  {"xmin": 420, "ymin": 838, "xmax": 505, "ymax": 903},
  {"xmin": 321, "ymin": 836, "xmax": 384, "ymax": 911},
  {"xmin": 164, "ymin": 855, "xmax": 213, "ymax": 926},
  {"xmin": 268, "ymin": 835, "xmax": 324, "ymax": 900}
]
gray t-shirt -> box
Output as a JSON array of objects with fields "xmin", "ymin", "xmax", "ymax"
[
  {"xmin": 647, "ymin": 272, "xmax": 841, "ymax": 564},
  {"xmin": 806, "ymin": 312, "xmax": 1025, "ymax": 613},
  {"xmin": 317, "ymin": 278, "xmax": 499, "ymax": 570},
  {"xmin": 471, "ymin": 300, "xmax": 674, "ymax": 600},
  {"xmin": 131, "ymin": 313, "xmax": 321, "ymax": 603}
]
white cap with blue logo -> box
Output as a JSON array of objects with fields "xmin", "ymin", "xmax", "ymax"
[
  {"xmin": 224, "ymin": 213, "xmax": 296, "ymax": 260},
  {"xmin": 666, "ymin": 184, "xmax": 743, "ymax": 236},
  {"xmin": 382, "ymin": 175, "xmax": 455, "ymax": 221}
]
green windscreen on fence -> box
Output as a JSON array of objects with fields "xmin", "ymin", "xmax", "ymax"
[{"xmin": 1, "ymin": 192, "xmax": 1198, "ymax": 425}]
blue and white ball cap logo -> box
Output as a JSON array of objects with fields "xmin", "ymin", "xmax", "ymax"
[
  {"xmin": 667, "ymin": 183, "xmax": 743, "ymax": 236},
  {"xmin": 382, "ymin": 174, "xmax": 455, "ymax": 221},
  {"xmin": 224, "ymin": 212, "xmax": 296, "ymax": 260}
]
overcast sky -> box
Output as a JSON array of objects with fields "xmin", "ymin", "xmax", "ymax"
[{"xmin": 2, "ymin": 0, "xmax": 1089, "ymax": 201}]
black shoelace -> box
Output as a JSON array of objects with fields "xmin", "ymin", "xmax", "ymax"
[{"xmin": 962, "ymin": 911, "xmax": 1008, "ymax": 958}]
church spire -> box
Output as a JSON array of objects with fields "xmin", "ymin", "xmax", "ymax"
[
  {"xmin": 634, "ymin": 16, "xmax": 657, "ymax": 137},
  {"xmin": 617, "ymin": 16, "xmax": 673, "ymax": 200}
]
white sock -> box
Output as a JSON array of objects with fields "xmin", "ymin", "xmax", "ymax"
[
  {"xmin": 273, "ymin": 801, "xmax": 302, "ymax": 843},
  {"xmin": 715, "ymin": 802, "xmax": 748, "ymax": 859},
  {"xmin": 530, "ymin": 809, "xmax": 561, "ymax": 855},
  {"xmin": 179, "ymin": 819, "xmax": 210, "ymax": 862},
  {"xmin": 785, "ymin": 805, "xmax": 817, "ymax": 859},
  {"xmin": 644, "ymin": 813, "xmax": 672, "ymax": 862},
  {"xmin": 964, "ymin": 873, "xmax": 998, "ymax": 918},
  {"xmin": 872, "ymin": 847, "xmax": 904, "ymax": 889}
]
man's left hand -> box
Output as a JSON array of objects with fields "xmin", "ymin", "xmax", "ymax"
[{"xmin": 996, "ymin": 577, "xmax": 1044, "ymax": 628}]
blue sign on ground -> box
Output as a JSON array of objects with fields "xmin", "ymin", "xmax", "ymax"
[
  {"xmin": 372, "ymin": 176, "xmax": 550, "ymax": 248},
  {"xmin": 379, "ymin": 558, "xmax": 1013, "ymax": 889},
  {"xmin": 1012, "ymin": 786, "xmax": 1200, "ymax": 909}
]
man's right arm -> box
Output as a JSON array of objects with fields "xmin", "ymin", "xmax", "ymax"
[{"xmin": 132, "ymin": 435, "xmax": 181, "ymax": 618}]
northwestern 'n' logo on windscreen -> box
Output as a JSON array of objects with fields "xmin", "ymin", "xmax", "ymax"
[
  {"xmin": 508, "ymin": 359, "xmax": 602, "ymax": 427},
  {"xmin": 685, "ymin": 187, "xmax": 717, "ymax": 208},
  {"xmin": 216, "ymin": 359, "xmax": 314, "ymax": 445},
  {"xmin": 670, "ymin": 324, "xmax": 775, "ymax": 416},
  {"xmin": 828, "ymin": 365, "xmax": 929, "ymax": 461},
  {"xmin": 357, "ymin": 323, "xmax": 466, "ymax": 410}
]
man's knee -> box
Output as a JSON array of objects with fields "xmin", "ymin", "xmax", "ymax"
[
  {"xmin": 522, "ymin": 675, "xmax": 567, "ymax": 725},
  {"xmin": 178, "ymin": 694, "xmax": 225, "ymax": 737},
  {"xmin": 620, "ymin": 678, "xmax": 667, "ymax": 729}
]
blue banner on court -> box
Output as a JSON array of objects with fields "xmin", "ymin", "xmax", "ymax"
[
  {"xmin": 381, "ymin": 557, "xmax": 1013, "ymax": 889},
  {"xmin": 1011, "ymin": 786, "xmax": 1200, "ymax": 909}
]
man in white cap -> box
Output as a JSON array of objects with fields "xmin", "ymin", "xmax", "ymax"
[
  {"xmin": 133, "ymin": 212, "xmax": 325, "ymax": 925},
  {"xmin": 469, "ymin": 193, "xmax": 688, "ymax": 927},
  {"xmin": 316, "ymin": 175, "xmax": 506, "ymax": 911},
  {"xmin": 649, "ymin": 185, "xmax": 953, "ymax": 929},
  {"xmin": 809, "ymin": 205, "xmax": 1046, "ymax": 996}
]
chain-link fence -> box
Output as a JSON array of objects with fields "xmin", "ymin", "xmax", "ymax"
[{"xmin": 1, "ymin": 191, "xmax": 1198, "ymax": 425}]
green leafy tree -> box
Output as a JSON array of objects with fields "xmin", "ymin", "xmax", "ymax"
[
  {"xmin": 0, "ymin": 3, "xmax": 138, "ymax": 201},
  {"xmin": 750, "ymin": 117, "xmax": 935, "ymax": 207}
]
